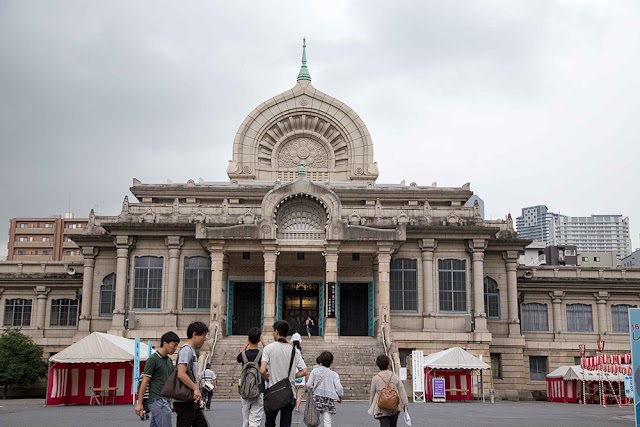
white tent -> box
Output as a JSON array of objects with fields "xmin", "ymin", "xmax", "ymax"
[
  {"xmin": 546, "ymin": 365, "xmax": 625, "ymax": 382},
  {"xmin": 423, "ymin": 347, "xmax": 490, "ymax": 370},
  {"xmin": 49, "ymin": 332, "xmax": 151, "ymax": 363}
]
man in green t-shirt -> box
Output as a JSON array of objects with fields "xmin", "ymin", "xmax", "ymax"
[{"xmin": 135, "ymin": 331, "xmax": 180, "ymax": 427}]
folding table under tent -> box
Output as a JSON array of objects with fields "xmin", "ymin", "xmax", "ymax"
[
  {"xmin": 423, "ymin": 347, "xmax": 491, "ymax": 401},
  {"xmin": 46, "ymin": 332, "xmax": 151, "ymax": 406},
  {"xmin": 546, "ymin": 365, "xmax": 625, "ymax": 404}
]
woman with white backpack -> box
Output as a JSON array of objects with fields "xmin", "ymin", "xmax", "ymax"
[{"xmin": 306, "ymin": 351, "xmax": 343, "ymax": 427}]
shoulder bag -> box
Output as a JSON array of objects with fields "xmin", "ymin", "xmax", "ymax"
[
  {"xmin": 263, "ymin": 345, "xmax": 296, "ymax": 413},
  {"xmin": 304, "ymin": 369, "xmax": 331, "ymax": 427},
  {"xmin": 161, "ymin": 345, "xmax": 196, "ymax": 401}
]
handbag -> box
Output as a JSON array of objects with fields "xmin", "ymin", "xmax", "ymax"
[
  {"xmin": 377, "ymin": 373, "xmax": 400, "ymax": 411},
  {"xmin": 304, "ymin": 369, "xmax": 332, "ymax": 427},
  {"xmin": 263, "ymin": 345, "xmax": 296, "ymax": 413},
  {"xmin": 161, "ymin": 345, "xmax": 196, "ymax": 401}
]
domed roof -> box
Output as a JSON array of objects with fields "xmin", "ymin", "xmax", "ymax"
[{"xmin": 227, "ymin": 39, "xmax": 378, "ymax": 183}]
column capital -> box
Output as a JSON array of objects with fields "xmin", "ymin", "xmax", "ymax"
[
  {"xmin": 472, "ymin": 239, "xmax": 487, "ymax": 251},
  {"xmin": 165, "ymin": 236, "xmax": 184, "ymax": 250},
  {"xmin": 594, "ymin": 291, "xmax": 609, "ymax": 303},
  {"xmin": 113, "ymin": 235, "xmax": 132, "ymax": 248},
  {"xmin": 324, "ymin": 242, "xmax": 340, "ymax": 255},
  {"xmin": 502, "ymin": 250, "xmax": 519, "ymax": 263},
  {"xmin": 35, "ymin": 286, "xmax": 50, "ymax": 298},
  {"xmin": 206, "ymin": 240, "xmax": 225, "ymax": 253},
  {"xmin": 549, "ymin": 291, "xmax": 565, "ymax": 303},
  {"xmin": 82, "ymin": 246, "xmax": 99, "ymax": 259},
  {"xmin": 376, "ymin": 241, "xmax": 394, "ymax": 252},
  {"xmin": 419, "ymin": 238, "xmax": 437, "ymax": 251}
]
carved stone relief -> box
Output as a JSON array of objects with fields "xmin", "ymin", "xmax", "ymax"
[{"xmin": 277, "ymin": 138, "xmax": 328, "ymax": 168}]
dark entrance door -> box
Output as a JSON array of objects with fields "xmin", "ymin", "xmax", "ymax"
[
  {"xmin": 233, "ymin": 282, "xmax": 262, "ymax": 335},
  {"xmin": 339, "ymin": 283, "xmax": 368, "ymax": 336},
  {"xmin": 283, "ymin": 282, "xmax": 319, "ymax": 336}
]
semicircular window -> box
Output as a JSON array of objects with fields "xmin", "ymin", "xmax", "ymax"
[{"xmin": 276, "ymin": 199, "xmax": 327, "ymax": 241}]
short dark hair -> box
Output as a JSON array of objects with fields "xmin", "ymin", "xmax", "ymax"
[
  {"xmin": 248, "ymin": 327, "xmax": 262, "ymax": 344},
  {"xmin": 160, "ymin": 331, "xmax": 180, "ymax": 347},
  {"xmin": 187, "ymin": 321, "xmax": 209, "ymax": 338},
  {"xmin": 376, "ymin": 354, "xmax": 390, "ymax": 370},
  {"xmin": 317, "ymin": 351, "xmax": 333, "ymax": 368},
  {"xmin": 273, "ymin": 320, "xmax": 290, "ymax": 337}
]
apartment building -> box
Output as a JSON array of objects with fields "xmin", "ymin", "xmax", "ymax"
[
  {"xmin": 7, "ymin": 214, "xmax": 87, "ymax": 261},
  {"xmin": 516, "ymin": 206, "xmax": 632, "ymax": 260}
]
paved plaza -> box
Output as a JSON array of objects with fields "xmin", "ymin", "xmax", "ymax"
[{"xmin": 0, "ymin": 398, "xmax": 636, "ymax": 427}]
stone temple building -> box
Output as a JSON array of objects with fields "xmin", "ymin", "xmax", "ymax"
[{"xmin": 3, "ymin": 42, "xmax": 639, "ymax": 400}]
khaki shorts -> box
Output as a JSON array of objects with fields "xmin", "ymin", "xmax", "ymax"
[{"xmin": 296, "ymin": 385, "xmax": 306, "ymax": 400}]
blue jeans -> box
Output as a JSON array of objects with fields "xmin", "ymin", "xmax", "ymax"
[{"xmin": 148, "ymin": 398, "xmax": 172, "ymax": 427}]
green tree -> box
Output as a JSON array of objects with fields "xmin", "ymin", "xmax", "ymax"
[{"xmin": 0, "ymin": 329, "xmax": 48, "ymax": 398}]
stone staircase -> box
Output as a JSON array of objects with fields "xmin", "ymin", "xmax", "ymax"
[{"xmin": 209, "ymin": 335, "xmax": 385, "ymax": 401}]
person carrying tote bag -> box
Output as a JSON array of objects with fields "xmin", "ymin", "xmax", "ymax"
[{"xmin": 305, "ymin": 351, "xmax": 343, "ymax": 427}]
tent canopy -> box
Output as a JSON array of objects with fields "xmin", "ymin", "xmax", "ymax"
[
  {"xmin": 423, "ymin": 347, "xmax": 490, "ymax": 370},
  {"xmin": 546, "ymin": 365, "xmax": 625, "ymax": 382},
  {"xmin": 49, "ymin": 332, "xmax": 151, "ymax": 364}
]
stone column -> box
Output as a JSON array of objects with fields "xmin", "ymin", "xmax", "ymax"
[
  {"xmin": 221, "ymin": 255, "xmax": 229, "ymax": 334},
  {"xmin": 419, "ymin": 239, "xmax": 437, "ymax": 331},
  {"xmin": 550, "ymin": 291, "xmax": 564, "ymax": 338},
  {"xmin": 376, "ymin": 242, "xmax": 393, "ymax": 336},
  {"xmin": 78, "ymin": 247, "xmax": 98, "ymax": 332},
  {"xmin": 472, "ymin": 240, "xmax": 487, "ymax": 332},
  {"xmin": 504, "ymin": 251, "xmax": 521, "ymax": 337},
  {"xmin": 263, "ymin": 243, "xmax": 278, "ymax": 331},
  {"xmin": 35, "ymin": 286, "xmax": 50, "ymax": 335},
  {"xmin": 595, "ymin": 291, "xmax": 609, "ymax": 336},
  {"xmin": 208, "ymin": 241, "xmax": 225, "ymax": 335},
  {"xmin": 165, "ymin": 236, "xmax": 183, "ymax": 328},
  {"xmin": 112, "ymin": 236, "xmax": 131, "ymax": 331},
  {"xmin": 324, "ymin": 245, "xmax": 339, "ymax": 338}
]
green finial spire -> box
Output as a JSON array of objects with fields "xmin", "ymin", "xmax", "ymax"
[
  {"xmin": 297, "ymin": 38, "xmax": 311, "ymax": 81},
  {"xmin": 299, "ymin": 161, "xmax": 306, "ymax": 176}
]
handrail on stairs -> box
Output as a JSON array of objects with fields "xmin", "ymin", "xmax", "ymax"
[
  {"xmin": 381, "ymin": 323, "xmax": 397, "ymax": 374},
  {"xmin": 198, "ymin": 323, "xmax": 219, "ymax": 377}
]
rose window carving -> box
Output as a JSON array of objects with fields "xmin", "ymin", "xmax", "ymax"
[{"xmin": 277, "ymin": 138, "xmax": 328, "ymax": 168}]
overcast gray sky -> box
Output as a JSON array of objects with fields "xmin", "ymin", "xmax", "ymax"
[{"xmin": 1, "ymin": 0, "xmax": 639, "ymax": 258}]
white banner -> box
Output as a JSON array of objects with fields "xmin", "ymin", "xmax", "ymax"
[{"xmin": 412, "ymin": 350, "xmax": 425, "ymax": 393}]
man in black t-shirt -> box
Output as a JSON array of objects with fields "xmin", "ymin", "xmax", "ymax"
[{"xmin": 237, "ymin": 327, "xmax": 266, "ymax": 427}]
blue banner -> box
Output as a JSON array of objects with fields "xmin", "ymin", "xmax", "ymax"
[
  {"xmin": 134, "ymin": 338, "xmax": 141, "ymax": 397},
  {"xmin": 628, "ymin": 308, "xmax": 640, "ymax": 426},
  {"xmin": 148, "ymin": 340, "xmax": 153, "ymax": 357}
]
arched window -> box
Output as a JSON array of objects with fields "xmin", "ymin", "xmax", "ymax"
[
  {"xmin": 566, "ymin": 303, "xmax": 593, "ymax": 332},
  {"xmin": 390, "ymin": 259, "xmax": 417, "ymax": 311},
  {"xmin": 50, "ymin": 299, "xmax": 78, "ymax": 327},
  {"xmin": 521, "ymin": 303, "xmax": 548, "ymax": 331},
  {"xmin": 275, "ymin": 196, "xmax": 327, "ymax": 241},
  {"xmin": 183, "ymin": 257, "xmax": 211, "ymax": 310},
  {"xmin": 3, "ymin": 299, "xmax": 32, "ymax": 327},
  {"xmin": 438, "ymin": 259, "xmax": 467, "ymax": 312},
  {"xmin": 99, "ymin": 273, "xmax": 116, "ymax": 317},
  {"xmin": 612, "ymin": 304, "xmax": 636, "ymax": 333},
  {"xmin": 483, "ymin": 277, "xmax": 500, "ymax": 320},
  {"xmin": 133, "ymin": 256, "xmax": 163, "ymax": 310}
]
